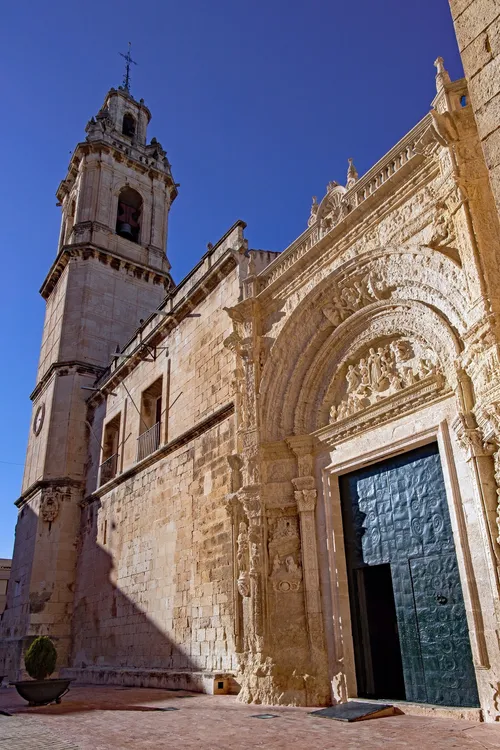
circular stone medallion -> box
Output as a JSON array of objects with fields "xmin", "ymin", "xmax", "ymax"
[{"xmin": 33, "ymin": 403, "xmax": 45, "ymax": 435}]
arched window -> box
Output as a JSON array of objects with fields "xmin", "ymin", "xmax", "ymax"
[
  {"xmin": 122, "ymin": 113, "xmax": 136, "ymax": 137},
  {"xmin": 116, "ymin": 187, "xmax": 142, "ymax": 243}
]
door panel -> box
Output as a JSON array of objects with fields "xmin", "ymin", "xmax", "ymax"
[
  {"xmin": 410, "ymin": 554, "xmax": 479, "ymax": 707},
  {"xmin": 340, "ymin": 443, "xmax": 479, "ymax": 707}
]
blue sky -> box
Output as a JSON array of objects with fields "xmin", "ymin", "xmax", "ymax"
[{"xmin": 0, "ymin": 0, "xmax": 462, "ymax": 557}]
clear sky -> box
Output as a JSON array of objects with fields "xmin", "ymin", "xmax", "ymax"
[{"xmin": 0, "ymin": 0, "xmax": 462, "ymax": 557}]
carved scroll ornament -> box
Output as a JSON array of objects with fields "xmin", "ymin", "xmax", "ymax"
[{"xmin": 322, "ymin": 271, "xmax": 392, "ymax": 330}]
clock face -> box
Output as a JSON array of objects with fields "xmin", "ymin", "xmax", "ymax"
[{"xmin": 33, "ymin": 404, "xmax": 45, "ymax": 435}]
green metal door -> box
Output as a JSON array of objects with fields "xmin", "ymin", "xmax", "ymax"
[{"xmin": 340, "ymin": 443, "xmax": 479, "ymax": 707}]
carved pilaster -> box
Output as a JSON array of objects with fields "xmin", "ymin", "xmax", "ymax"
[
  {"xmin": 287, "ymin": 436, "xmax": 327, "ymax": 672},
  {"xmin": 452, "ymin": 411, "xmax": 500, "ymax": 589}
]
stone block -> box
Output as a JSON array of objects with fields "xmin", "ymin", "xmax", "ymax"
[{"xmin": 454, "ymin": 0, "xmax": 499, "ymax": 51}]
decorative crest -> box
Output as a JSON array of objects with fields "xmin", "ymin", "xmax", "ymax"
[{"xmin": 119, "ymin": 42, "xmax": 138, "ymax": 94}]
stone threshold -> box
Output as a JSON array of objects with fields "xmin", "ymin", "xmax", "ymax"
[
  {"xmin": 353, "ymin": 696, "xmax": 482, "ymax": 722},
  {"xmin": 61, "ymin": 667, "xmax": 240, "ymax": 695}
]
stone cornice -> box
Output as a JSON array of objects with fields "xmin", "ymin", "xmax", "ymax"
[
  {"xmin": 57, "ymin": 138, "xmax": 177, "ymax": 203},
  {"xmin": 257, "ymin": 113, "xmax": 435, "ymax": 296},
  {"xmin": 30, "ymin": 361, "xmax": 105, "ymax": 402},
  {"xmin": 270, "ymin": 158, "xmax": 441, "ymax": 307},
  {"xmin": 16, "ymin": 477, "xmax": 84, "ymax": 509},
  {"xmin": 92, "ymin": 245, "xmax": 239, "ymax": 396},
  {"xmin": 314, "ymin": 378, "xmax": 451, "ymax": 449},
  {"xmin": 40, "ymin": 243, "xmax": 173, "ymax": 300},
  {"xmin": 84, "ymin": 402, "xmax": 234, "ymax": 501}
]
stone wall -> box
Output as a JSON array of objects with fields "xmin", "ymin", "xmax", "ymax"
[
  {"xmin": 69, "ymin": 251, "xmax": 244, "ymax": 685},
  {"xmin": 70, "ymin": 417, "xmax": 236, "ymax": 682},
  {"xmin": 449, "ymin": 0, "xmax": 500, "ymax": 214}
]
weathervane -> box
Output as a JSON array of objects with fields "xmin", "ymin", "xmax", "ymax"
[{"xmin": 119, "ymin": 42, "xmax": 137, "ymax": 93}]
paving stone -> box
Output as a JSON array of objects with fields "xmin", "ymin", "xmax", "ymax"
[{"xmin": 0, "ymin": 685, "xmax": 499, "ymax": 750}]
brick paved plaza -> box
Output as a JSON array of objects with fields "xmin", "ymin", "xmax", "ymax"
[{"xmin": 2, "ymin": 685, "xmax": 500, "ymax": 749}]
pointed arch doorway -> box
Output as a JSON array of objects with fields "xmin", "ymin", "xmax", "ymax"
[{"xmin": 339, "ymin": 442, "xmax": 479, "ymax": 707}]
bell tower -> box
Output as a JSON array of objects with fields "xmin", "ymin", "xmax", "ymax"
[{"xmin": 0, "ymin": 75, "xmax": 178, "ymax": 678}]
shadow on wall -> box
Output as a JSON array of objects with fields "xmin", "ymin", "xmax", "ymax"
[
  {"xmin": 0, "ymin": 501, "xmax": 204, "ymax": 693},
  {"xmin": 67, "ymin": 498, "xmax": 203, "ymax": 690}
]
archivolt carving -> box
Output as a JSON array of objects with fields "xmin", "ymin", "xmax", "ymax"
[
  {"xmin": 295, "ymin": 302, "xmax": 459, "ymax": 435},
  {"xmin": 259, "ymin": 249, "xmax": 467, "ymax": 442},
  {"xmin": 322, "ymin": 271, "xmax": 391, "ymax": 329}
]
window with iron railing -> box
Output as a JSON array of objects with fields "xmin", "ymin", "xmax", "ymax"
[
  {"xmin": 98, "ymin": 413, "xmax": 121, "ymax": 487},
  {"xmin": 137, "ymin": 376, "xmax": 163, "ymax": 462},
  {"xmin": 98, "ymin": 452, "xmax": 119, "ymax": 486},
  {"xmin": 136, "ymin": 421, "xmax": 161, "ymax": 462}
]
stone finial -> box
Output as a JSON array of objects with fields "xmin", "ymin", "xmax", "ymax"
[
  {"xmin": 434, "ymin": 56, "xmax": 451, "ymax": 92},
  {"xmin": 308, "ymin": 196, "xmax": 319, "ymax": 227},
  {"xmin": 346, "ymin": 158, "xmax": 358, "ymax": 189}
]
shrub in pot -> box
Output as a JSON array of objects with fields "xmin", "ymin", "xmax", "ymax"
[
  {"xmin": 25, "ymin": 636, "xmax": 57, "ymax": 680},
  {"xmin": 13, "ymin": 636, "xmax": 72, "ymax": 705}
]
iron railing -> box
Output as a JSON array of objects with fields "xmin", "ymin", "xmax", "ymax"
[
  {"xmin": 137, "ymin": 421, "xmax": 161, "ymax": 462},
  {"xmin": 98, "ymin": 453, "xmax": 118, "ymax": 487}
]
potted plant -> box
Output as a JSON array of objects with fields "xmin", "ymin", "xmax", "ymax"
[{"xmin": 13, "ymin": 636, "xmax": 72, "ymax": 706}]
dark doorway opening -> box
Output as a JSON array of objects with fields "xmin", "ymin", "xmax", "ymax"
[{"xmin": 351, "ymin": 563, "xmax": 406, "ymax": 700}]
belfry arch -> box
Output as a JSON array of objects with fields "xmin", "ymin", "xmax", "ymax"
[{"xmin": 116, "ymin": 186, "xmax": 142, "ymax": 243}]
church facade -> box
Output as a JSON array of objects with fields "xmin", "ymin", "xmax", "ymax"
[{"xmin": 3, "ymin": 1, "xmax": 500, "ymax": 720}]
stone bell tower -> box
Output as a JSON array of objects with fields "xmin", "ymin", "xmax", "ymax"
[{"xmin": 0, "ymin": 75, "xmax": 178, "ymax": 678}]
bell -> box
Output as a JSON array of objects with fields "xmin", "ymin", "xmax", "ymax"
[{"xmin": 118, "ymin": 221, "xmax": 133, "ymax": 238}]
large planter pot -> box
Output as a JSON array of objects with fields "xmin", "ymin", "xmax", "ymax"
[{"xmin": 13, "ymin": 678, "xmax": 72, "ymax": 706}]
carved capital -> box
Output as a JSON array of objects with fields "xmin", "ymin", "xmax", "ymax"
[
  {"xmin": 476, "ymin": 402, "xmax": 500, "ymax": 444},
  {"xmin": 286, "ymin": 436, "xmax": 315, "ymax": 477},
  {"xmin": 291, "ymin": 475, "xmax": 315, "ymax": 492},
  {"xmin": 294, "ymin": 489, "xmax": 317, "ymax": 513},
  {"xmin": 239, "ymin": 485, "xmax": 262, "ymax": 520},
  {"xmin": 452, "ymin": 412, "xmax": 495, "ymax": 458}
]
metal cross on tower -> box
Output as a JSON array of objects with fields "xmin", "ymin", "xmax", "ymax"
[{"xmin": 119, "ymin": 42, "xmax": 137, "ymax": 93}]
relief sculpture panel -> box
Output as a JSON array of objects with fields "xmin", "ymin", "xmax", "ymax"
[{"xmin": 329, "ymin": 338, "xmax": 443, "ymax": 423}]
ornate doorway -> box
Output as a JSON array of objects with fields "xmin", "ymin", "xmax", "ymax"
[{"xmin": 340, "ymin": 443, "xmax": 479, "ymax": 707}]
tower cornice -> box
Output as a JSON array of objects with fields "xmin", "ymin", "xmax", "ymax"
[
  {"xmin": 57, "ymin": 140, "xmax": 178, "ymax": 205},
  {"xmin": 40, "ymin": 242, "xmax": 173, "ymax": 300}
]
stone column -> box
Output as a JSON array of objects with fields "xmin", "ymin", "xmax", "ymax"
[
  {"xmin": 287, "ymin": 436, "xmax": 329, "ymax": 703},
  {"xmin": 291, "ymin": 476, "xmax": 323, "ymax": 653},
  {"xmin": 452, "ymin": 411, "xmax": 498, "ymax": 670}
]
